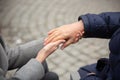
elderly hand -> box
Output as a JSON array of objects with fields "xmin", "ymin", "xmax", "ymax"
[
  {"xmin": 44, "ymin": 20, "xmax": 84, "ymax": 49},
  {"xmin": 36, "ymin": 40, "xmax": 65, "ymax": 62}
]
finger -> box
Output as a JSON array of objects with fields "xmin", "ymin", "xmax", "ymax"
[
  {"xmin": 44, "ymin": 32, "xmax": 57, "ymax": 45},
  {"xmin": 44, "ymin": 31, "xmax": 57, "ymax": 42},
  {"xmin": 76, "ymin": 33, "xmax": 80, "ymax": 37},
  {"xmin": 74, "ymin": 37, "xmax": 79, "ymax": 43},
  {"xmin": 49, "ymin": 35, "xmax": 64, "ymax": 43},
  {"xmin": 48, "ymin": 46, "xmax": 58, "ymax": 55},
  {"xmin": 51, "ymin": 46, "xmax": 58, "ymax": 52},
  {"xmin": 48, "ymin": 29, "xmax": 56, "ymax": 35},
  {"xmin": 44, "ymin": 37, "xmax": 48, "ymax": 42},
  {"xmin": 76, "ymin": 32, "xmax": 83, "ymax": 40},
  {"xmin": 45, "ymin": 33, "xmax": 60, "ymax": 45},
  {"xmin": 79, "ymin": 31, "xmax": 84, "ymax": 37},
  {"xmin": 44, "ymin": 40, "xmax": 65, "ymax": 51},
  {"xmin": 54, "ymin": 40, "xmax": 66, "ymax": 46},
  {"xmin": 61, "ymin": 39, "xmax": 73, "ymax": 50}
]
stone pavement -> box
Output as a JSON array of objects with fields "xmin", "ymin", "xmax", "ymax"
[{"xmin": 0, "ymin": 0, "xmax": 120, "ymax": 80}]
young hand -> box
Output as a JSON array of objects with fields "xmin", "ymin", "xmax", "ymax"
[
  {"xmin": 36, "ymin": 40, "xmax": 65, "ymax": 62},
  {"xmin": 44, "ymin": 20, "xmax": 84, "ymax": 49}
]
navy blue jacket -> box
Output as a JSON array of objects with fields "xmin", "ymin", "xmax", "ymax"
[{"xmin": 79, "ymin": 12, "xmax": 120, "ymax": 80}]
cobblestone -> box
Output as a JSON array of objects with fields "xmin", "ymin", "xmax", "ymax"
[{"xmin": 0, "ymin": 0, "xmax": 120, "ymax": 80}]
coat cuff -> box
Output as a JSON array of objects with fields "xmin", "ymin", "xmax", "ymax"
[
  {"xmin": 78, "ymin": 15, "xmax": 91, "ymax": 37},
  {"xmin": 14, "ymin": 59, "xmax": 45, "ymax": 80}
]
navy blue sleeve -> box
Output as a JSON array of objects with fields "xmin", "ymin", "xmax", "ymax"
[{"xmin": 78, "ymin": 12, "xmax": 120, "ymax": 38}]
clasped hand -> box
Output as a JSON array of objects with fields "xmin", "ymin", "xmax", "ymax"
[
  {"xmin": 36, "ymin": 40, "xmax": 65, "ymax": 62},
  {"xmin": 36, "ymin": 21, "xmax": 84, "ymax": 63},
  {"xmin": 44, "ymin": 21, "xmax": 84, "ymax": 49}
]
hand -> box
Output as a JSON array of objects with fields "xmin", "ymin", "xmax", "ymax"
[
  {"xmin": 44, "ymin": 20, "xmax": 84, "ymax": 49},
  {"xmin": 36, "ymin": 40, "xmax": 65, "ymax": 62}
]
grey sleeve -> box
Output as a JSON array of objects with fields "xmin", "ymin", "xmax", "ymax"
[
  {"xmin": 11, "ymin": 59, "xmax": 45, "ymax": 80},
  {"xmin": 7, "ymin": 38, "xmax": 44, "ymax": 70},
  {"xmin": 0, "ymin": 59, "xmax": 45, "ymax": 80}
]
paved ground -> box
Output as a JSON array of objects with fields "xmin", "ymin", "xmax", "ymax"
[{"xmin": 0, "ymin": 0, "xmax": 120, "ymax": 80}]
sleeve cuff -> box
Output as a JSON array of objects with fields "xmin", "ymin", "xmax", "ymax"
[
  {"xmin": 78, "ymin": 15, "xmax": 91, "ymax": 37},
  {"xmin": 14, "ymin": 59, "xmax": 45, "ymax": 80}
]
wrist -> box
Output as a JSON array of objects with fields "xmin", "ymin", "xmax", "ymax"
[
  {"xmin": 79, "ymin": 20, "xmax": 85, "ymax": 36},
  {"xmin": 74, "ymin": 20, "xmax": 85, "ymax": 37},
  {"xmin": 36, "ymin": 52, "xmax": 47, "ymax": 63}
]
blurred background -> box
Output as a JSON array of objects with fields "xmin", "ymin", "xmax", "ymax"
[{"xmin": 0, "ymin": 0, "xmax": 120, "ymax": 80}]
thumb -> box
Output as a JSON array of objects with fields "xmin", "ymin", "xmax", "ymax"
[
  {"xmin": 48, "ymin": 29, "xmax": 56, "ymax": 35},
  {"xmin": 61, "ymin": 39, "xmax": 73, "ymax": 50}
]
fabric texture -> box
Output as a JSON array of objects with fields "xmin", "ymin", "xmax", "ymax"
[
  {"xmin": 0, "ymin": 36, "xmax": 47, "ymax": 80},
  {"xmin": 79, "ymin": 12, "xmax": 120, "ymax": 38},
  {"xmin": 71, "ymin": 12, "xmax": 120, "ymax": 80}
]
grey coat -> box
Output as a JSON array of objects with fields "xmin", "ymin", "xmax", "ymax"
[{"xmin": 0, "ymin": 35, "xmax": 48, "ymax": 80}]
